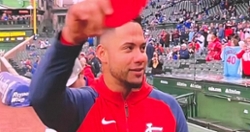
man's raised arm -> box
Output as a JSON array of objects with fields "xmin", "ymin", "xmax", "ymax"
[
  {"xmin": 29, "ymin": 0, "xmax": 113, "ymax": 131},
  {"xmin": 29, "ymin": 32, "xmax": 87, "ymax": 132}
]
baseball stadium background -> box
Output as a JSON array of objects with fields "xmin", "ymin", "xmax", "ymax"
[{"xmin": 0, "ymin": 0, "xmax": 250, "ymax": 132}]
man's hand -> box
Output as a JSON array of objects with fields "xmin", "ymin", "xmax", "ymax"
[{"xmin": 62, "ymin": 0, "xmax": 113, "ymax": 44}]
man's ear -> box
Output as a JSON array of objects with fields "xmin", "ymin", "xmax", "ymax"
[{"xmin": 96, "ymin": 44, "xmax": 107, "ymax": 64}]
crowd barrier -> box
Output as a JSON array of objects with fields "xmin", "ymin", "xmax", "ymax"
[{"xmin": 0, "ymin": 72, "xmax": 30, "ymax": 107}]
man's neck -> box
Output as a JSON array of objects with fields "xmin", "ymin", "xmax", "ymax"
[{"xmin": 103, "ymin": 73, "xmax": 130, "ymax": 99}]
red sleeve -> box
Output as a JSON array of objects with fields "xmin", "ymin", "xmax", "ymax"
[
  {"xmin": 236, "ymin": 50, "xmax": 245, "ymax": 59},
  {"xmin": 83, "ymin": 66, "xmax": 95, "ymax": 85}
]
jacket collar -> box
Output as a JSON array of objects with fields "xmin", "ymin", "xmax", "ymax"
[{"xmin": 93, "ymin": 75, "xmax": 153, "ymax": 106}]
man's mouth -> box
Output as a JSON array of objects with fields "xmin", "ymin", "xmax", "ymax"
[{"xmin": 129, "ymin": 68, "xmax": 145, "ymax": 76}]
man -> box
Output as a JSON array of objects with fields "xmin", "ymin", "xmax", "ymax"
[
  {"xmin": 218, "ymin": 24, "xmax": 225, "ymax": 40},
  {"xmin": 146, "ymin": 40, "xmax": 155, "ymax": 66},
  {"xmin": 88, "ymin": 52, "xmax": 100, "ymax": 77},
  {"xmin": 46, "ymin": 58, "xmax": 86, "ymax": 132},
  {"xmin": 159, "ymin": 30, "xmax": 170, "ymax": 47},
  {"xmin": 179, "ymin": 44, "xmax": 190, "ymax": 60},
  {"xmin": 195, "ymin": 32, "xmax": 205, "ymax": 54},
  {"xmin": 29, "ymin": 0, "xmax": 188, "ymax": 132}
]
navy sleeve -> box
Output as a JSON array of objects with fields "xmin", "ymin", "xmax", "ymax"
[
  {"xmin": 29, "ymin": 34, "xmax": 97, "ymax": 132},
  {"xmin": 150, "ymin": 89, "xmax": 188, "ymax": 132}
]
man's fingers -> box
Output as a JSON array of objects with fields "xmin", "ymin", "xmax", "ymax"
[
  {"xmin": 97, "ymin": 0, "xmax": 113, "ymax": 15},
  {"xmin": 73, "ymin": 3, "xmax": 91, "ymax": 20}
]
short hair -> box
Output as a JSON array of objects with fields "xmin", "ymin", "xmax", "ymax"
[
  {"xmin": 96, "ymin": 16, "xmax": 142, "ymax": 45},
  {"xmin": 132, "ymin": 16, "xmax": 142, "ymax": 26}
]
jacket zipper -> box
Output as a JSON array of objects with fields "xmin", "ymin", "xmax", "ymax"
[{"xmin": 124, "ymin": 102, "xmax": 129, "ymax": 132}]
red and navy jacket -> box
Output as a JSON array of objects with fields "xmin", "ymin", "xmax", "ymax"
[{"xmin": 29, "ymin": 34, "xmax": 188, "ymax": 132}]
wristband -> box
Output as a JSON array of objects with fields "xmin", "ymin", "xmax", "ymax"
[{"xmin": 60, "ymin": 34, "xmax": 74, "ymax": 46}]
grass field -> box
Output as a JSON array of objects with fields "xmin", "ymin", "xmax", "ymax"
[{"xmin": 1, "ymin": 0, "xmax": 38, "ymax": 8}]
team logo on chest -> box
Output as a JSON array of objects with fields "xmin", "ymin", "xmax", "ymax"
[{"xmin": 145, "ymin": 123, "xmax": 163, "ymax": 132}]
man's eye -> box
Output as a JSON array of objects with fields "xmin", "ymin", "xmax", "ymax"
[
  {"xmin": 125, "ymin": 46, "xmax": 133, "ymax": 51},
  {"xmin": 141, "ymin": 46, "xmax": 146, "ymax": 51}
]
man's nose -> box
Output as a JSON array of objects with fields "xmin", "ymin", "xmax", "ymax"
[{"xmin": 133, "ymin": 49, "xmax": 147, "ymax": 63}]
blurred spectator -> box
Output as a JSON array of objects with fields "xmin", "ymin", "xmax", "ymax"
[
  {"xmin": 79, "ymin": 57, "xmax": 95, "ymax": 86},
  {"xmin": 179, "ymin": 44, "xmax": 190, "ymax": 59},
  {"xmin": 146, "ymin": 41, "xmax": 155, "ymax": 64},
  {"xmin": 165, "ymin": 47, "xmax": 173, "ymax": 60},
  {"xmin": 149, "ymin": 52, "xmax": 163, "ymax": 74},
  {"xmin": 206, "ymin": 32, "xmax": 222, "ymax": 61},
  {"xmin": 236, "ymin": 38, "xmax": 250, "ymax": 78},
  {"xmin": 188, "ymin": 41, "xmax": 200, "ymax": 55},
  {"xmin": 88, "ymin": 37, "xmax": 94, "ymax": 47},
  {"xmin": 87, "ymin": 52, "xmax": 100, "ymax": 77}
]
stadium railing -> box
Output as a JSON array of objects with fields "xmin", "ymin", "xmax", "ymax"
[
  {"xmin": 0, "ymin": 36, "xmax": 34, "ymax": 78},
  {"xmin": 0, "ymin": 19, "xmax": 40, "ymax": 28}
]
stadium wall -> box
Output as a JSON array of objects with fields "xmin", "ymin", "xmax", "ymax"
[{"xmin": 0, "ymin": 36, "xmax": 34, "ymax": 76}]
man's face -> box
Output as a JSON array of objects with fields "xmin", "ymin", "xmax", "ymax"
[
  {"xmin": 181, "ymin": 46, "xmax": 186, "ymax": 50},
  {"xmin": 98, "ymin": 22, "xmax": 147, "ymax": 89}
]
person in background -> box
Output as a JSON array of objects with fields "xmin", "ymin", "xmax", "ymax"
[
  {"xmin": 239, "ymin": 28, "xmax": 245, "ymax": 41},
  {"xmin": 149, "ymin": 52, "xmax": 163, "ymax": 74},
  {"xmin": 188, "ymin": 41, "xmax": 200, "ymax": 55},
  {"xmin": 33, "ymin": 56, "xmax": 40, "ymax": 69},
  {"xmin": 207, "ymin": 31, "xmax": 213, "ymax": 44},
  {"xmin": 218, "ymin": 24, "xmax": 225, "ymax": 40},
  {"xmin": 188, "ymin": 28, "xmax": 195, "ymax": 42},
  {"xmin": 195, "ymin": 32, "xmax": 205, "ymax": 54},
  {"xmin": 66, "ymin": 58, "xmax": 86, "ymax": 88},
  {"xmin": 26, "ymin": 64, "xmax": 36, "ymax": 75},
  {"xmin": 206, "ymin": 32, "xmax": 222, "ymax": 61},
  {"xmin": 88, "ymin": 37, "xmax": 94, "ymax": 47},
  {"xmin": 159, "ymin": 30, "xmax": 168, "ymax": 47},
  {"xmin": 40, "ymin": 40, "xmax": 49, "ymax": 49},
  {"xmin": 244, "ymin": 25, "xmax": 250, "ymax": 39},
  {"xmin": 87, "ymin": 52, "xmax": 100, "ymax": 77},
  {"xmin": 146, "ymin": 40, "xmax": 155, "ymax": 65},
  {"xmin": 165, "ymin": 47, "xmax": 173, "ymax": 60},
  {"xmin": 227, "ymin": 37, "xmax": 239, "ymax": 47},
  {"xmin": 45, "ymin": 39, "xmax": 50, "ymax": 46},
  {"xmin": 155, "ymin": 43, "xmax": 164, "ymax": 55},
  {"xmin": 172, "ymin": 29, "xmax": 180, "ymax": 45},
  {"xmin": 224, "ymin": 23, "xmax": 233, "ymax": 39},
  {"xmin": 172, "ymin": 46, "xmax": 179, "ymax": 60},
  {"xmin": 237, "ymin": 37, "xmax": 250, "ymax": 78},
  {"xmin": 79, "ymin": 57, "xmax": 95, "ymax": 86},
  {"xmin": 179, "ymin": 44, "xmax": 190, "ymax": 59}
]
